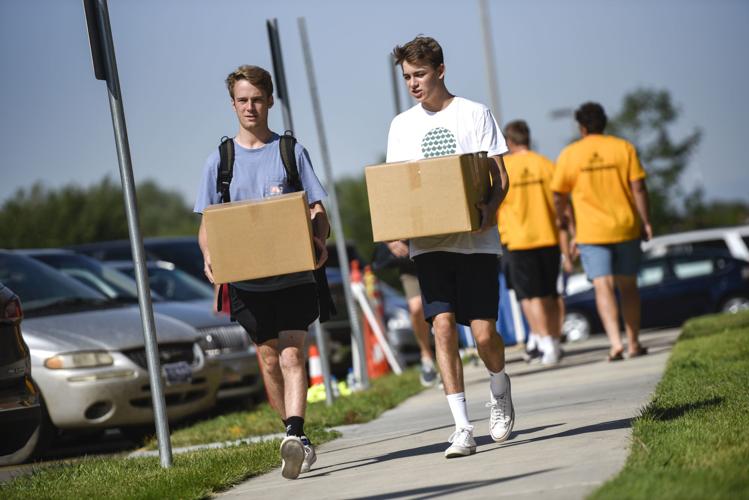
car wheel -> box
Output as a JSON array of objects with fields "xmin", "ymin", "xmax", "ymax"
[
  {"xmin": 0, "ymin": 397, "xmax": 55, "ymax": 465},
  {"xmin": 721, "ymin": 296, "xmax": 749, "ymax": 314},
  {"xmin": 0, "ymin": 426, "xmax": 40, "ymax": 466},
  {"xmin": 563, "ymin": 311, "xmax": 591, "ymax": 343}
]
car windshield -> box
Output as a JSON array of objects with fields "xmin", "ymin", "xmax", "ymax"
[
  {"xmin": 32, "ymin": 253, "xmax": 162, "ymax": 302},
  {"xmin": 145, "ymin": 240, "xmax": 205, "ymax": 280},
  {"xmin": 0, "ymin": 253, "xmax": 110, "ymax": 314},
  {"xmin": 119, "ymin": 263, "xmax": 214, "ymax": 301}
]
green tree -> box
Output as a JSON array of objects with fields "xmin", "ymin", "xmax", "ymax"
[
  {"xmin": 0, "ymin": 177, "xmax": 199, "ymax": 249},
  {"xmin": 606, "ymin": 88, "xmax": 702, "ymax": 233}
]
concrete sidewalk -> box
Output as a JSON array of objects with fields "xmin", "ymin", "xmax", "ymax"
[{"xmin": 220, "ymin": 329, "xmax": 680, "ymax": 500}]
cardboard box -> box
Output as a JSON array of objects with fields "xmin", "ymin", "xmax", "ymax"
[
  {"xmin": 203, "ymin": 191, "xmax": 315, "ymax": 283},
  {"xmin": 365, "ymin": 152, "xmax": 490, "ymax": 242}
]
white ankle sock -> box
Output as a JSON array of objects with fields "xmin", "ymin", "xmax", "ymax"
[
  {"xmin": 489, "ymin": 369, "xmax": 508, "ymax": 400},
  {"xmin": 540, "ymin": 335, "xmax": 554, "ymax": 353},
  {"xmin": 446, "ymin": 392, "xmax": 471, "ymax": 429},
  {"xmin": 421, "ymin": 357, "xmax": 434, "ymax": 369},
  {"xmin": 526, "ymin": 332, "xmax": 539, "ymax": 350}
]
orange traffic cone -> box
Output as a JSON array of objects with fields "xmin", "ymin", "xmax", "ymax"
[
  {"xmin": 308, "ymin": 342, "xmax": 323, "ymax": 386},
  {"xmin": 363, "ymin": 265, "xmax": 390, "ymax": 379}
]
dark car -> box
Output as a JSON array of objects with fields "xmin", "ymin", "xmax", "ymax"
[
  {"xmin": 70, "ymin": 237, "xmax": 206, "ymax": 283},
  {"xmin": 0, "ymin": 283, "xmax": 42, "ymax": 465},
  {"xmin": 563, "ymin": 252, "xmax": 749, "ymax": 340}
]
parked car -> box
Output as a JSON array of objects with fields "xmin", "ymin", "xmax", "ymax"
[
  {"xmin": 643, "ymin": 225, "xmax": 749, "ymax": 261},
  {"xmin": 562, "ymin": 251, "xmax": 749, "ymax": 340},
  {"xmin": 0, "ymin": 251, "xmax": 221, "ymax": 451},
  {"xmin": 75, "ymin": 238, "xmax": 419, "ymax": 373},
  {"xmin": 71, "ymin": 237, "xmax": 206, "ymax": 283},
  {"xmin": 0, "ymin": 283, "xmax": 42, "ymax": 465},
  {"xmin": 563, "ymin": 225, "xmax": 749, "ymax": 297},
  {"xmin": 21, "ymin": 249, "xmax": 262, "ymax": 402},
  {"xmin": 107, "ymin": 259, "xmax": 214, "ymax": 304}
]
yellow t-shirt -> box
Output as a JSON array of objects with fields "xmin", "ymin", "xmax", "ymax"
[
  {"xmin": 498, "ymin": 150, "xmax": 559, "ymax": 250},
  {"xmin": 550, "ymin": 134, "xmax": 646, "ymax": 244}
]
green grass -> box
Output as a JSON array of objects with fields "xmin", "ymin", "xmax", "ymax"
[
  {"xmin": 0, "ymin": 368, "xmax": 423, "ymax": 499},
  {"xmin": 590, "ymin": 311, "xmax": 749, "ymax": 500},
  {"xmin": 153, "ymin": 367, "xmax": 423, "ymax": 449}
]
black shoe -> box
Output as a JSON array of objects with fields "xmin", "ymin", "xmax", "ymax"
[{"xmin": 522, "ymin": 347, "xmax": 542, "ymax": 363}]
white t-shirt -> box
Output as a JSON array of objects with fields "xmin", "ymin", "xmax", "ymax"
[{"xmin": 386, "ymin": 96, "xmax": 508, "ymax": 257}]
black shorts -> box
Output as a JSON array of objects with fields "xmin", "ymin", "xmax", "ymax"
[
  {"xmin": 413, "ymin": 252, "xmax": 499, "ymax": 327},
  {"xmin": 507, "ymin": 246, "xmax": 561, "ymax": 300},
  {"xmin": 229, "ymin": 283, "xmax": 319, "ymax": 344}
]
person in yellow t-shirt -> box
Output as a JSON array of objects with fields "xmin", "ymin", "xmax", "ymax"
[
  {"xmin": 550, "ymin": 102, "xmax": 653, "ymax": 361},
  {"xmin": 499, "ymin": 120, "xmax": 569, "ymax": 365}
]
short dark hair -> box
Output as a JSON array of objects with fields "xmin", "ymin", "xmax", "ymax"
[
  {"xmin": 226, "ymin": 65, "xmax": 274, "ymax": 99},
  {"xmin": 392, "ymin": 36, "xmax": 443, "ymax": 69},
  {"xmin": 504, "ymin": 120, "xmax": 530, "ymax": 147},
  {"xmin": 575, "ymin": 102, "xmax": 607, "ymax": 134}
]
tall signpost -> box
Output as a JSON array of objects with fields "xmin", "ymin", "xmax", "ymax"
[
  {"xmin": 298, "ymin": 17, "xmax": 369, "ymax": 390},
  {"xmin": 266, "ymin": 19, "xmax": 353, "ymax": 403},
  {"xmin": 83, "ymin": 0, "xmax": 172, "ymax": 468}
]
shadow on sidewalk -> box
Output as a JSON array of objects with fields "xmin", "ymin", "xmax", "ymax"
[
  {"xmin": 492, "ymin": 417, "xmax": 632, "ymax": 450},
  {"xmin": 349, "ymin": 468, "xmax": 558, "ymax": 499}
]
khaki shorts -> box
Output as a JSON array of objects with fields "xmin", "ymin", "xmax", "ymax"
[{"xmin": 399, "ymin": 272, "xmax": 421, "ymax": 301}]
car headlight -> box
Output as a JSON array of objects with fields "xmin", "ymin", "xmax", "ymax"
[{"xmin": 44, "ymin": 351, "xmax": 114, "ymax": 369}]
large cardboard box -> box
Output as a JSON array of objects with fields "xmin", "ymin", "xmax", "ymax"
[
  {"xmin": 365, "ymin": 152, "xmax": 491, "ymax": 242},
  {"xmin": 203, "ymin": 192, "xmax": 315, "ymax": 283}
]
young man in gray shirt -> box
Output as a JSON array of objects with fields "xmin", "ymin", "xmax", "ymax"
[{"xmin": 194, "ymin": 65, "xmax": 329, "ymax": 479}]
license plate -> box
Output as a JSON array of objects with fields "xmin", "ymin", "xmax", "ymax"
[{"xmin": 163, "ymin": 361, "xmax": 192, "ymax": 386}]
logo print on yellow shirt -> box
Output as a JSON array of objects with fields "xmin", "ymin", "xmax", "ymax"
[{"xmin": 421, "ymin": 127, "xmax": 457, "ymax": 158}]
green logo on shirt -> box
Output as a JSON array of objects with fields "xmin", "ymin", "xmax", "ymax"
[{"xmin": 421, "ymin": 127, "xmax": 457, "ymax": 158}]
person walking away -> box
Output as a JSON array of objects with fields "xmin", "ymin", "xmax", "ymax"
[
  {"xmin": 550, "ymin": 102, "xmax": 652, "ymax": 361},
  {"xmin": 194, "ymin": 65, "xmax": 329, "ymax": 479},
  {"xmin": 386, "ymin": 36, "xmax": 513, "ymax": 458},
  {"xmin": 498, "ymin": 120, "xmax": 569, "ymax": 365}
]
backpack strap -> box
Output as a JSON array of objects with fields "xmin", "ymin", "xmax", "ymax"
[
  {"xmin": 279, "ymin": 131, "xmax": 303, "ymax": 192},
  {"xmin": 217, "ymin": 136, "xmax": 234, "ymax": 203},
  {"xmin": 215, "ymin": 136, "xmax": 235, "ymax": 314}
]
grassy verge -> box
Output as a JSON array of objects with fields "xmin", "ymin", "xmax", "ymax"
[
  {"xmin": 153, "ymin": 367, "xmax": 423, "ymax": 449},
  {"xmin": 0, "ymin": 368, "xmax": 423, "ymax": 499},
  {"xmin": 590, "ymin": 311, "xmax": 749, "ymax": 499}
]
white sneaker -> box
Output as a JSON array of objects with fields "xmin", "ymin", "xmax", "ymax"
[
  {"xmin": 444, "ymin": 426, "xmax": 476, "ymax": 458},
  {"xmin": 300, "ymin": 436, "xmax": 317, "ymax": 473},
  {"xmin": 280, "ymin": 436, "xmax": 305, "ymax": 479},
  {"xmin": 541, "ymin": 346, "xmax": 562, "ymax": 365},
  {"xmin": 487, "ymin": 375, "xmax": 515, "ymax": 442}
]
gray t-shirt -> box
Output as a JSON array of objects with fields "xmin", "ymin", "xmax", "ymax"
[{"xmin": 194, "ymin": 133, "xmax": 327, "ymax": 291}]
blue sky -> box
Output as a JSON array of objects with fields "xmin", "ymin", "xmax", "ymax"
[{"xmin": 1, "ymin": 0, "xmax": 747, "ymax": 211}]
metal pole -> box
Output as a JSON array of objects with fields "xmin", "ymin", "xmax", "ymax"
[
  {"xmin": 389, "ymin": 55, "xmax": 402, "ymax": 116},
  {"xmin": 479, "ymin": 0, "xmax": 502, "ymax": 125},
  {"xmin": 312, "ymin": 321, "xmax": 335, "ymax": 405},
  {"xmin": 298, "ymin": 17, "xmax": 369, "ymax": 389},
  {"xmin": 83, "ymin": 0, "xmax": 172, "ymax": 468},
  {"xmin": 266, "ymin": 18, "xmax": 294, "ymax": 133}
]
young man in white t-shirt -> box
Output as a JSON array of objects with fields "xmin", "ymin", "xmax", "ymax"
[{"xmin": 386, "ymin": 36, "xmax": 514, "ymax": 458}]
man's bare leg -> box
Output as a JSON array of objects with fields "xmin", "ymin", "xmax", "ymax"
[
  {"xmin": 277, "ymin": 330, "xmax": 308, "ymax": 420},
  {"xmin": 432, "ymin": 312, "xmax": 463, "ymax": 394},
  {"xmin": 256, "ymin": 339, "xmax": 286, "ymax": 419},
  {"xmin": 592, "ymin": 275, "xmax": 624, "ymax": 357},
  {"xmin": 470, "ymin": 318, "xmax": 514, "ymax": 442},
  {"xmin": 409, "ymin": 296, "xmax": 434, "ymax": 362},
  {"xmin": 470, "ymin": 318, "xmax": 505, "ymax": 372},
  {"xmin": 614, "ymin": 275, "xmax": 642, "ymax": 354}
]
